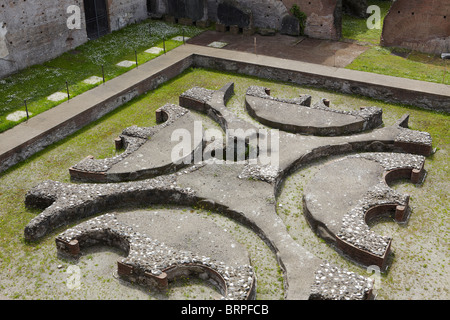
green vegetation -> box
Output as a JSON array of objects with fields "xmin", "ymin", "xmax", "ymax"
[
  {"xmin": 346, "ymin": 46, "xmax": 450, "ymax": 85},
  {"xmin": 290, "ymin": 4, "xmax": 307, "ymax": 35},
  {"xmin": 0, "ymin": 19, "xmax": 205, "ymax": 133},
  {"xmin": 342, "ymin": 0, "xmax": 449, "ymax": 85},
  {"xmin": 0, "ymin": 68, "xmax": 448, "ymax": 300},
  {"xmin": 341, "ymin": 0, "xmax": 392, "ymax": 45}
]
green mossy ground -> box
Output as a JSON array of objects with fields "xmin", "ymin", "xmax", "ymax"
[{"xmin": 0, "ymin": 68, "xmax": 448, "ymax": 300}]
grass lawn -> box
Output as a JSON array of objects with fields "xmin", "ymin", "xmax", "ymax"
[
  {"xmin": 0, "ymin": 19, "xmax": 205, "ymax": 133},
  {"xmin": 0, "ymin": 68, "xmax": 448, "ymax": 300},
  {"xmin": 346, "ymin": 46, "xmax": 450, "ymax": 85},
  {"xmin": 341, "ymin": 0, "xmax": 392, "ymax": 45}
]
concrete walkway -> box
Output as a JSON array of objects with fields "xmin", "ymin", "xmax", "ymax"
[{"xmin": 0, "ymin": 42, "xmax": 449, "ymax": 173}]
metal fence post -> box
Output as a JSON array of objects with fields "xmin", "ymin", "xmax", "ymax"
[
  {"xmin": 66, "ymin": 81, "xmax": 70, "ymax": 101},
  {"xmin": 135, "ymin": 50, "xmax": 138, "ymax": 68},
  {"xmin": 24, "ymin": 99, "xmax": 29, "ymax": 120}
]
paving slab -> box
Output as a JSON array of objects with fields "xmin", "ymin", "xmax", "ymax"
[
  {"xmin": 145, "ymin": 47, "xmax": 164, "ymax": 54},
  {"xmin": 187, "ymin": 31, "xmax": 369, "ymax": 67},
  {"xmin": 47, "ymin": 92, "xmax": 67, "ymax": 101},
  {"xmin": 116, "ymin": 60, "xmax": 136, "ymax": 68}
]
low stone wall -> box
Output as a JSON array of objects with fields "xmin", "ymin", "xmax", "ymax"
[
  {"xmin": 245, "ymin": 85, "xmax": 383, "ymax": 136},
  {"xmin": 192, "ymin": 54, "xmax": 450, "ymax": 113},
  {"xmin": 303, "ymin": 152, "xmax": 427, "ymax": 271},
  {"xmin": 0, "ymin": 47, "xmax": 445, "ymax": 174},
  {"xmin": 55, "ymin": 213, "xmax": 257, "ymax": 300}
]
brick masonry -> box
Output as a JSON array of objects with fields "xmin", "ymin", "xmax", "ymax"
[
  {"xmin": 0, "ymin": 0, "xmax": 148, "ymax": 78},
  {"xmin": 381, "ymin": 0, "xmax": 450, "ymax": 54}
]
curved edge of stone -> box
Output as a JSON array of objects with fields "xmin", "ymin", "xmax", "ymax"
[
  {"xmin": 55, "ymin": 213, "xmax": 257, "ymax": 300},
  {"xmin": 68, "ymin": 104, "xmax": 197, "ymax": 183},
  {"xmin": 245, "ymin": 85, "xmax": 383, "ymax": 136},
  {"xmin": 302, "ymin": 152, "xmax": 426, "ymax": 271}
]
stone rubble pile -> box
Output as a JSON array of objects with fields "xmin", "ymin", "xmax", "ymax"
[
  {"xmin": 310, "ymin": 262, "xmax": 374, "ymax": 300},
  {"xmin": 179, "ymin": 86, "xmax": 215, "ymax": 104},
  {"xmin": 238, "ymin": 164, "xmax": 281, "ymax": 184},
  {"xmin": 349, "ymin": 152, "xmax": 425, "ymax": 171},
  {"xmin": 395, "ymin": 129, "xmax": 433, "ymax": 146},
  {"xmin": 338, "ymin": 182, "xmax": 406, "ymax": 257}
]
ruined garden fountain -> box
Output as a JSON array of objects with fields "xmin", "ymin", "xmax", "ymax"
[{"xmin": 23, "ymin": 82, "xmax": 433, "ymax": 300}]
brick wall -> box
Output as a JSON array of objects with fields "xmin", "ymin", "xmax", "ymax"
[
  {"xmin": 286, "ymin": 0, "xmax": 342, "ymax": 40},
  {"xmin": 0, "ymin": 0, "xmax": 148, "ymax": 78},
  {"xmin": 381, "ymin": 0, "xmax": 450, "ymax": 54},
  {"xmin": 0, "ymin": 0, "xmax": 87, "ymax": 78},
  {"xmin": 149, "ymin": 0, "xmax": 342, "ymax": 40}
]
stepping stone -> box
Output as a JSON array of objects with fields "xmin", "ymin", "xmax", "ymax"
[
  {"xmin": 83, "ymin": 76, "xmax": 103, "ymax": 85},
  {"xmin": 171, "ymin": 36, "xmax": 189, "ymax": 42},
  {"xmin": 47, "ymin": 92, "xmax": 67, "ymax": 102},
  {"xmin": 6, "ymin": 110, "xmax": 32, "ymax": 122},
  {"xmin": 207, "ymin": 41, "xmax": 228, "ymax": 48},
  {"xmin": 145, "ymin": 47, "xmax": 164, "ymax": 54},
  {"xmin": 116, "ymin": 60, "xmax": 136, "ymax": 68}
]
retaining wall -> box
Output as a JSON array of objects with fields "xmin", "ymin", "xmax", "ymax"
[{"xmin": 0, "ymin": 46, "xmax": 448, "ymax": 174}]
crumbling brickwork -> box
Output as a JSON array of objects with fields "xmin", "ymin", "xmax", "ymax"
[
  {"xmin": 108, "ymin": 0, "xmax": 149, "ymax": 30},
  {"xmin": 381, "ymin": 0, "xmax": 450, "ymax": 54},
  {"xmin": 149, "ymin": 0, "xmax": 342, "ymax": 40},
  {"xmin": 0, "ymin": 0, "xmax": 87, "ymax": 78},
  {"xmin": 281, "ymin": 0, "xmax": 342, "ymax": 40},
  {"xmin": 0, "ymin": 0, "xmax": 148, "ymax": 78}
]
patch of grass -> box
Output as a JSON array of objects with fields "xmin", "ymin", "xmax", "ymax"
[
  {"xmin": 346, "ymin": 46, "xmax": 450, "ymax": 85},
  {"xmin": 341, "ymin": 0, "xmax": 392, "ymax": 45},
  {"xmin": 0, "ymin": 20, "xmax": 205, "ymax": 133}
]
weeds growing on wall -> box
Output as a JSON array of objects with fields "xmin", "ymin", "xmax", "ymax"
[{"xmin": 290, "ymin": 4, "xmax": 307, "ymax": 36}]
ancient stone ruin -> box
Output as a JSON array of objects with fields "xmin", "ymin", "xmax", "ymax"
[
  {"xmin": 381, "ymin": 0, "xmax": 450, "ymax": 54},
  {"xmin": 24, "ymin": 83, "xmax": 433, "ymax": 300}
]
